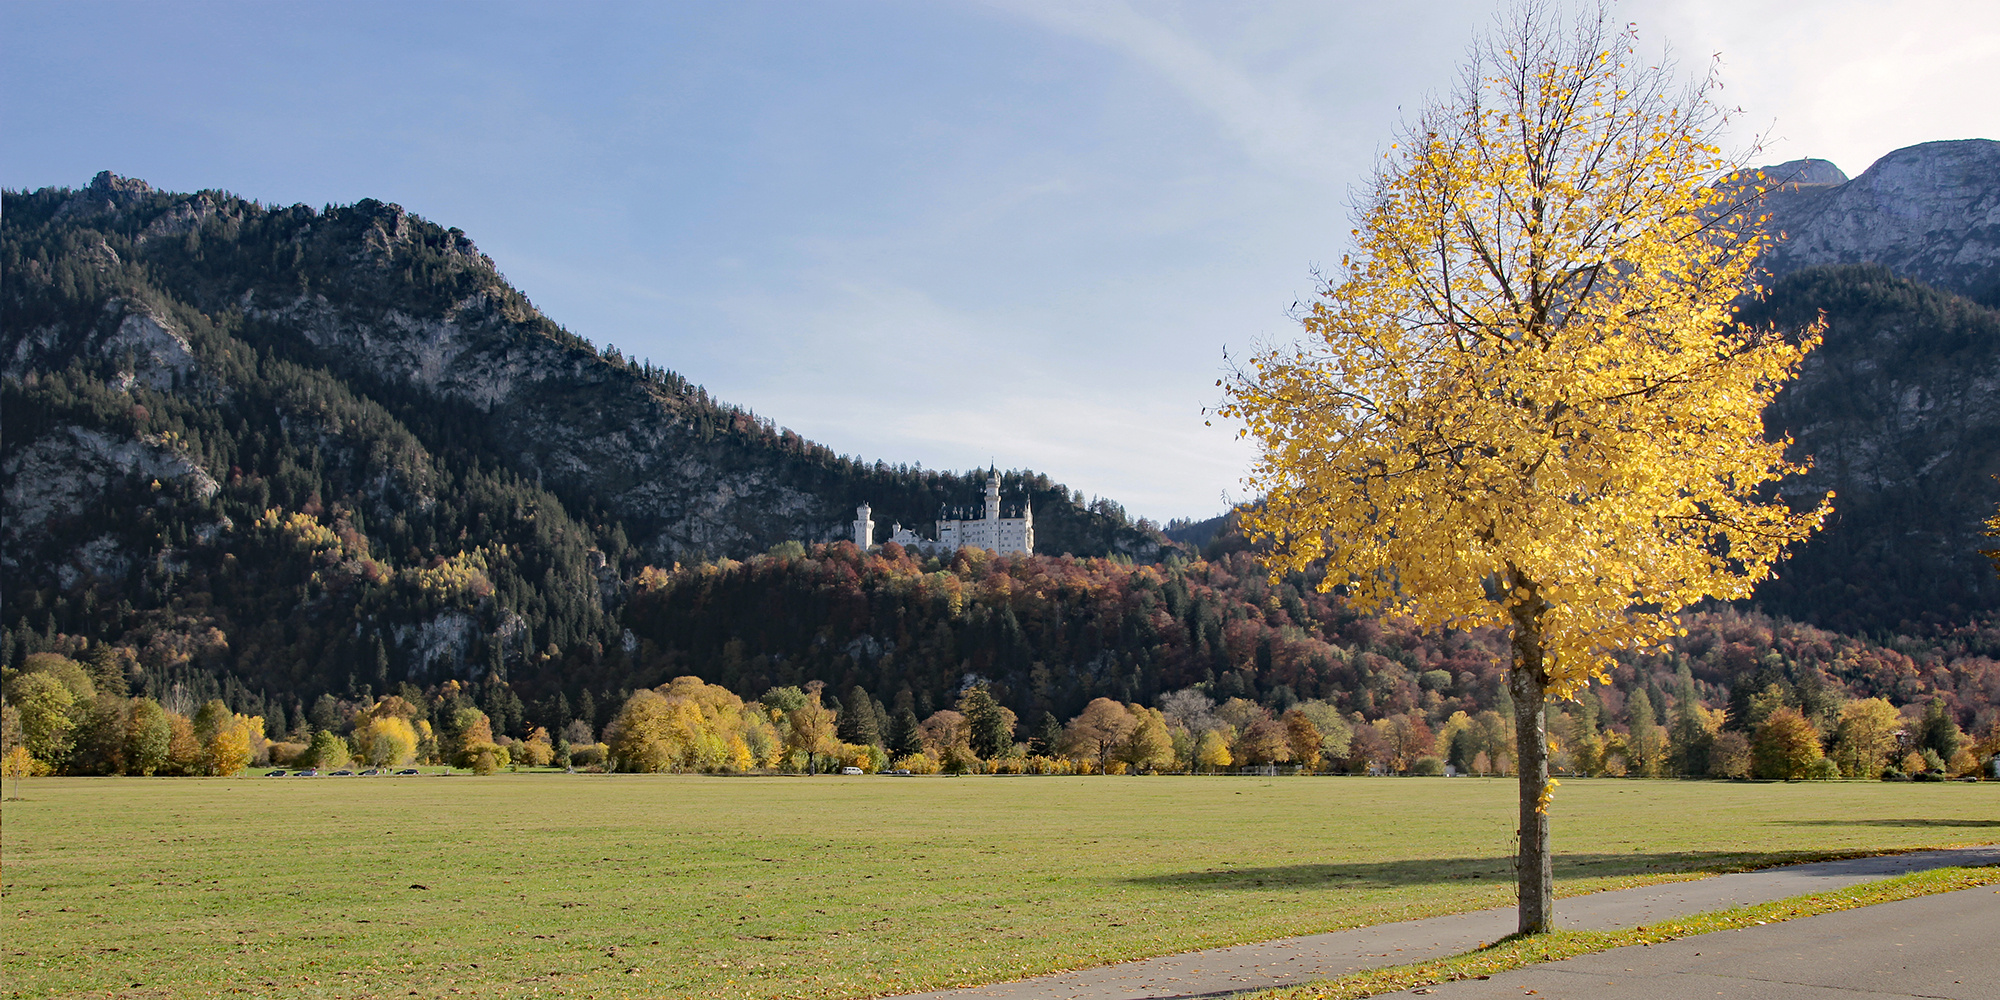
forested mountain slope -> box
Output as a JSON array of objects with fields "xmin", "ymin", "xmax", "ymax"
[
  {"xmin": 0, "ymin": 173, "xmax": 1166, "ymax": 703},
  {"xmin": 1753, "ymin": 265, "xmax": 2000, "ymax": 631}
]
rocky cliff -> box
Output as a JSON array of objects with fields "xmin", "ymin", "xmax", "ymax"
[{"xmin": 1755, "ymin": 139, "xmax": 2000, "ymax": 304}]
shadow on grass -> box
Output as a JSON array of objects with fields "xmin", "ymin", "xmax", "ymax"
[
  {"xmin": 1771, "ymin": 818, "xmax": 2000, "ymax": 829},
  {"xmin": 1124, "ymin": 850, "xmax": 1843, "ymax": 892}
]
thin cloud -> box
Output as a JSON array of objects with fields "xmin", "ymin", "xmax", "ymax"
[{"xmin": 994, "ymin": 0, "xmax": 1347, "ymax": 178}]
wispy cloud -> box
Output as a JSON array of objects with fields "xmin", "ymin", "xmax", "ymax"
[{"xmin": 993, "ymin": 0, "xmax": 1350, "ymax": 178}]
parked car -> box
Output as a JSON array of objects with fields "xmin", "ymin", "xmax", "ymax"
[
  {"xmin": 295, "ymin": 769, "xmax": 318, "ymax": 777},
  {"xmin": 265, "ymin": 769, "xmax": 287, "ymax": 777},
  {"xmin": 890, "ymin": 769, "xmax": 912, "ymax": 776},
  {"xmin": 329, "ymin": 769, "xmax": 355, "ymax": 776},
  {"xmin": 395, "ymin": 768, "xmax": 420, "ymax": 776},
  {"xmin": 358, "ymin": 768, "xmax": 381, "ymax": 776},
  {"xmin": 841, "ymin": 766, "xmax": 864, "ymax": 775}
]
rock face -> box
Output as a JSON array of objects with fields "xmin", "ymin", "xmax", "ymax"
[
  {"xmin": 1757, "ymin": 140, "xmax": 2000, "ymax": 302},
  {"xmin": 239, "ymin": 288, "xmax": 834, "ymax": 559},
  {"xmin": 1, "ymin": 425, "xmax": 219, "ymax": 569}
]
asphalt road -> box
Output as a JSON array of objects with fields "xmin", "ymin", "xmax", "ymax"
[
  {"xmin": 889, "ymin": 845, "xmax": 2000, "ymax": 1000},
  {"xmin": 1399, "ymin": 883, "xmax": 2000, "ymax": 999}
]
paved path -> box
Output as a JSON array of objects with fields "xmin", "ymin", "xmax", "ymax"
[
  {"xmin": 1401, "ymin": 884, "xmax": 2000, "ymax": 999},
  {"xmin": 891, "ymin": 845, "xmax": 2000, "ymax": 1000}
]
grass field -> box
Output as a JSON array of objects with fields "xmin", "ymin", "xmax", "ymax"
[{"xmin": 3, "ymin": 774, "xmax": 1994, "ymax": 1000}]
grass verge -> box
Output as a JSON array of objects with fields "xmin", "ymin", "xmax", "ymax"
[{"xmin": 1245, "ymin": 864, "xmax": 2000, "ymax": 1000}]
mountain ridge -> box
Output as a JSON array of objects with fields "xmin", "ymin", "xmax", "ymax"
[{"xmin": 1755, "ymin": 138, "xmax": 2000, "ymax": 304}]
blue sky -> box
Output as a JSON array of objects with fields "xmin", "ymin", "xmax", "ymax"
[{"xmin": 6, "ymin": 1, "xmax": 1995, "ymax": 522}]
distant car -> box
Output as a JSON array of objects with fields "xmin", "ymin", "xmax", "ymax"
[
  {"xmin": 329, "ymin": 769, "xmax": 355, "ymax": 776},
  {"xmin": 295, "ymin": 769, "xmax": 318, "ymax": 777},
  {"xmin": 890, "ymin": 769, "xmax": 912, "ymax": 776},
  {"xmin": 358, "ymin": 768, "xmax": 381, "ymax": 776},
  {"xmin": 395, "ymin": 768, "xmax": 419, "ymax": 776},
  {"xmin": 265, "ymin": 769, "xmax": 287, "ymax": 777},
  {"xmin": 841, "ymin": 766, "xmax": 864, "ymax": 775}
]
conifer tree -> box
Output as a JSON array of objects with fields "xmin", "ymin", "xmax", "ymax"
[
  {"xmin": 887, "ymin": 704, "xmax": 923, "ymax": 758},
  {"xmin": 961, "ymin": 687, "xmax": 1011, "ymax": 759},
  {"xmin": 837, "ymin": 685, "xmax": 882, "ymax": 747},
  {"xmin": 1029, "ymin": 711, "xmax": 1063, "ymax": 757}
]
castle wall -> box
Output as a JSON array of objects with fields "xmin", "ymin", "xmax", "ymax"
[{"xmin": 859, "ymin": 474, "xmax": 1032, "ymax": 556}]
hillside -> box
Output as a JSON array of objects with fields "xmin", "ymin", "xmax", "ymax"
[
  {"xmin": 1752, "ymin": 265, "xmax": 2000, "ymax": 631},
  {"xmin": 0, "ymin": 173, "xmax": 1168, "ymax": 702}
]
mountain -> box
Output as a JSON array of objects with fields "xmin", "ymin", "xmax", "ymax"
[
  {"xmin": 1731, "ymin": 139, "xmax": 2000, "ymax": 630},
  {"xmin": 0, "ymin": 173, "xmax": 1170, "ymax": 706},
  {"xmin": 1751, "ymin": 264, "xmax": 2000, "ymax": 632},
  {"xmin": 1753, "ymin": 139, "xmax": 2000, "ymax": 305}
]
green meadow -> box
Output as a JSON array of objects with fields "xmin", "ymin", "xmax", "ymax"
[{"xmin": 3, "ymin": 774, "xmax": 1994, "ymax": 1000}]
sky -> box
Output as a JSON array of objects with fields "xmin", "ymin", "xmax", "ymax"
[{"xmin": 5, "ymin": 1, "xmax": 1996, "ymax": 523}]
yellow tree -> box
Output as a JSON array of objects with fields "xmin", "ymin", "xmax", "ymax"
[
  {"xmin": 784, "ymin": 692, "xmax": 840, "ymax": 774},
  {"xmin": 1831, "ymin": 697, "xmax": 1900, "ymax": 777},
  {"xmin": 607, "ymin": 689, "xmax": 678, "ymax": 773},
  {"xmin": 1753, "ymin": 707, "xmax": 1824, "ymax": 779},
  {"xmin": 1282, "ymin": 708, "xmax": 1324, "ymax": 771},
  {"xmin": 355, "ymin": 715, "xmax": 419, "ymax": 768},
  {"xmin": 1115, "ymin": 706, "xmax": 1175, "ymax": 773},
  {"xmin": 1219, "ymin": 5, "xmax": 1826, "ymax": 932},
  {"xmin": 1195, "ymin": 729, "xmax": 1233, "ymax": 773},
  {"xmin": 206, "ymin": 714, "xmax": 260, "ymax": 776}
]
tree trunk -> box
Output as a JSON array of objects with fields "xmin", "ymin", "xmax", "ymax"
[{"xmin": 1509, "ymin": 604, "xmax": 1554, "ymax": 935}]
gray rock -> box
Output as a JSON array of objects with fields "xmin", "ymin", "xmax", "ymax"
[{"xmin": 1755, "ymin": 139, "xmax": 2000, "ymax": 299}]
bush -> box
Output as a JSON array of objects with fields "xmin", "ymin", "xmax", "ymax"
[
  {"xmin": 1020, "ymin": 755, "xmax": 1074, "ymax": 775},
  {"xmin": 1880, "ymin": 767, "xmax": 1909, "ymax": 781},
  {"xmin": 1913, "ymin": 769, "xmax": 1947, "ymax": 782},
  {"xmin": 1806, "ymin": 758, "xmax": 1841, "ymax": 780},
  {"xmin": 1410, "ymin": 756, "xmax": 1446, "ymax": 776},
  {"xmin": 942, "ymin": 744, "xmax": 982, "ymax": 774},
  {"xmin": 890, "ymin": 751, "xmax": 941, "ymax": 775}
]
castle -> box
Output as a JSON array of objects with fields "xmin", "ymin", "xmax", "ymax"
[{"xmin": 852, "ymin": 471, "xmax": 1033, "ymax": 556}]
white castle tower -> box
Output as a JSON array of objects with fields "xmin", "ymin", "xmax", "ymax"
[{"xmin": 852, "ymin": 503, "xmax": 874, "ymax": 550}]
